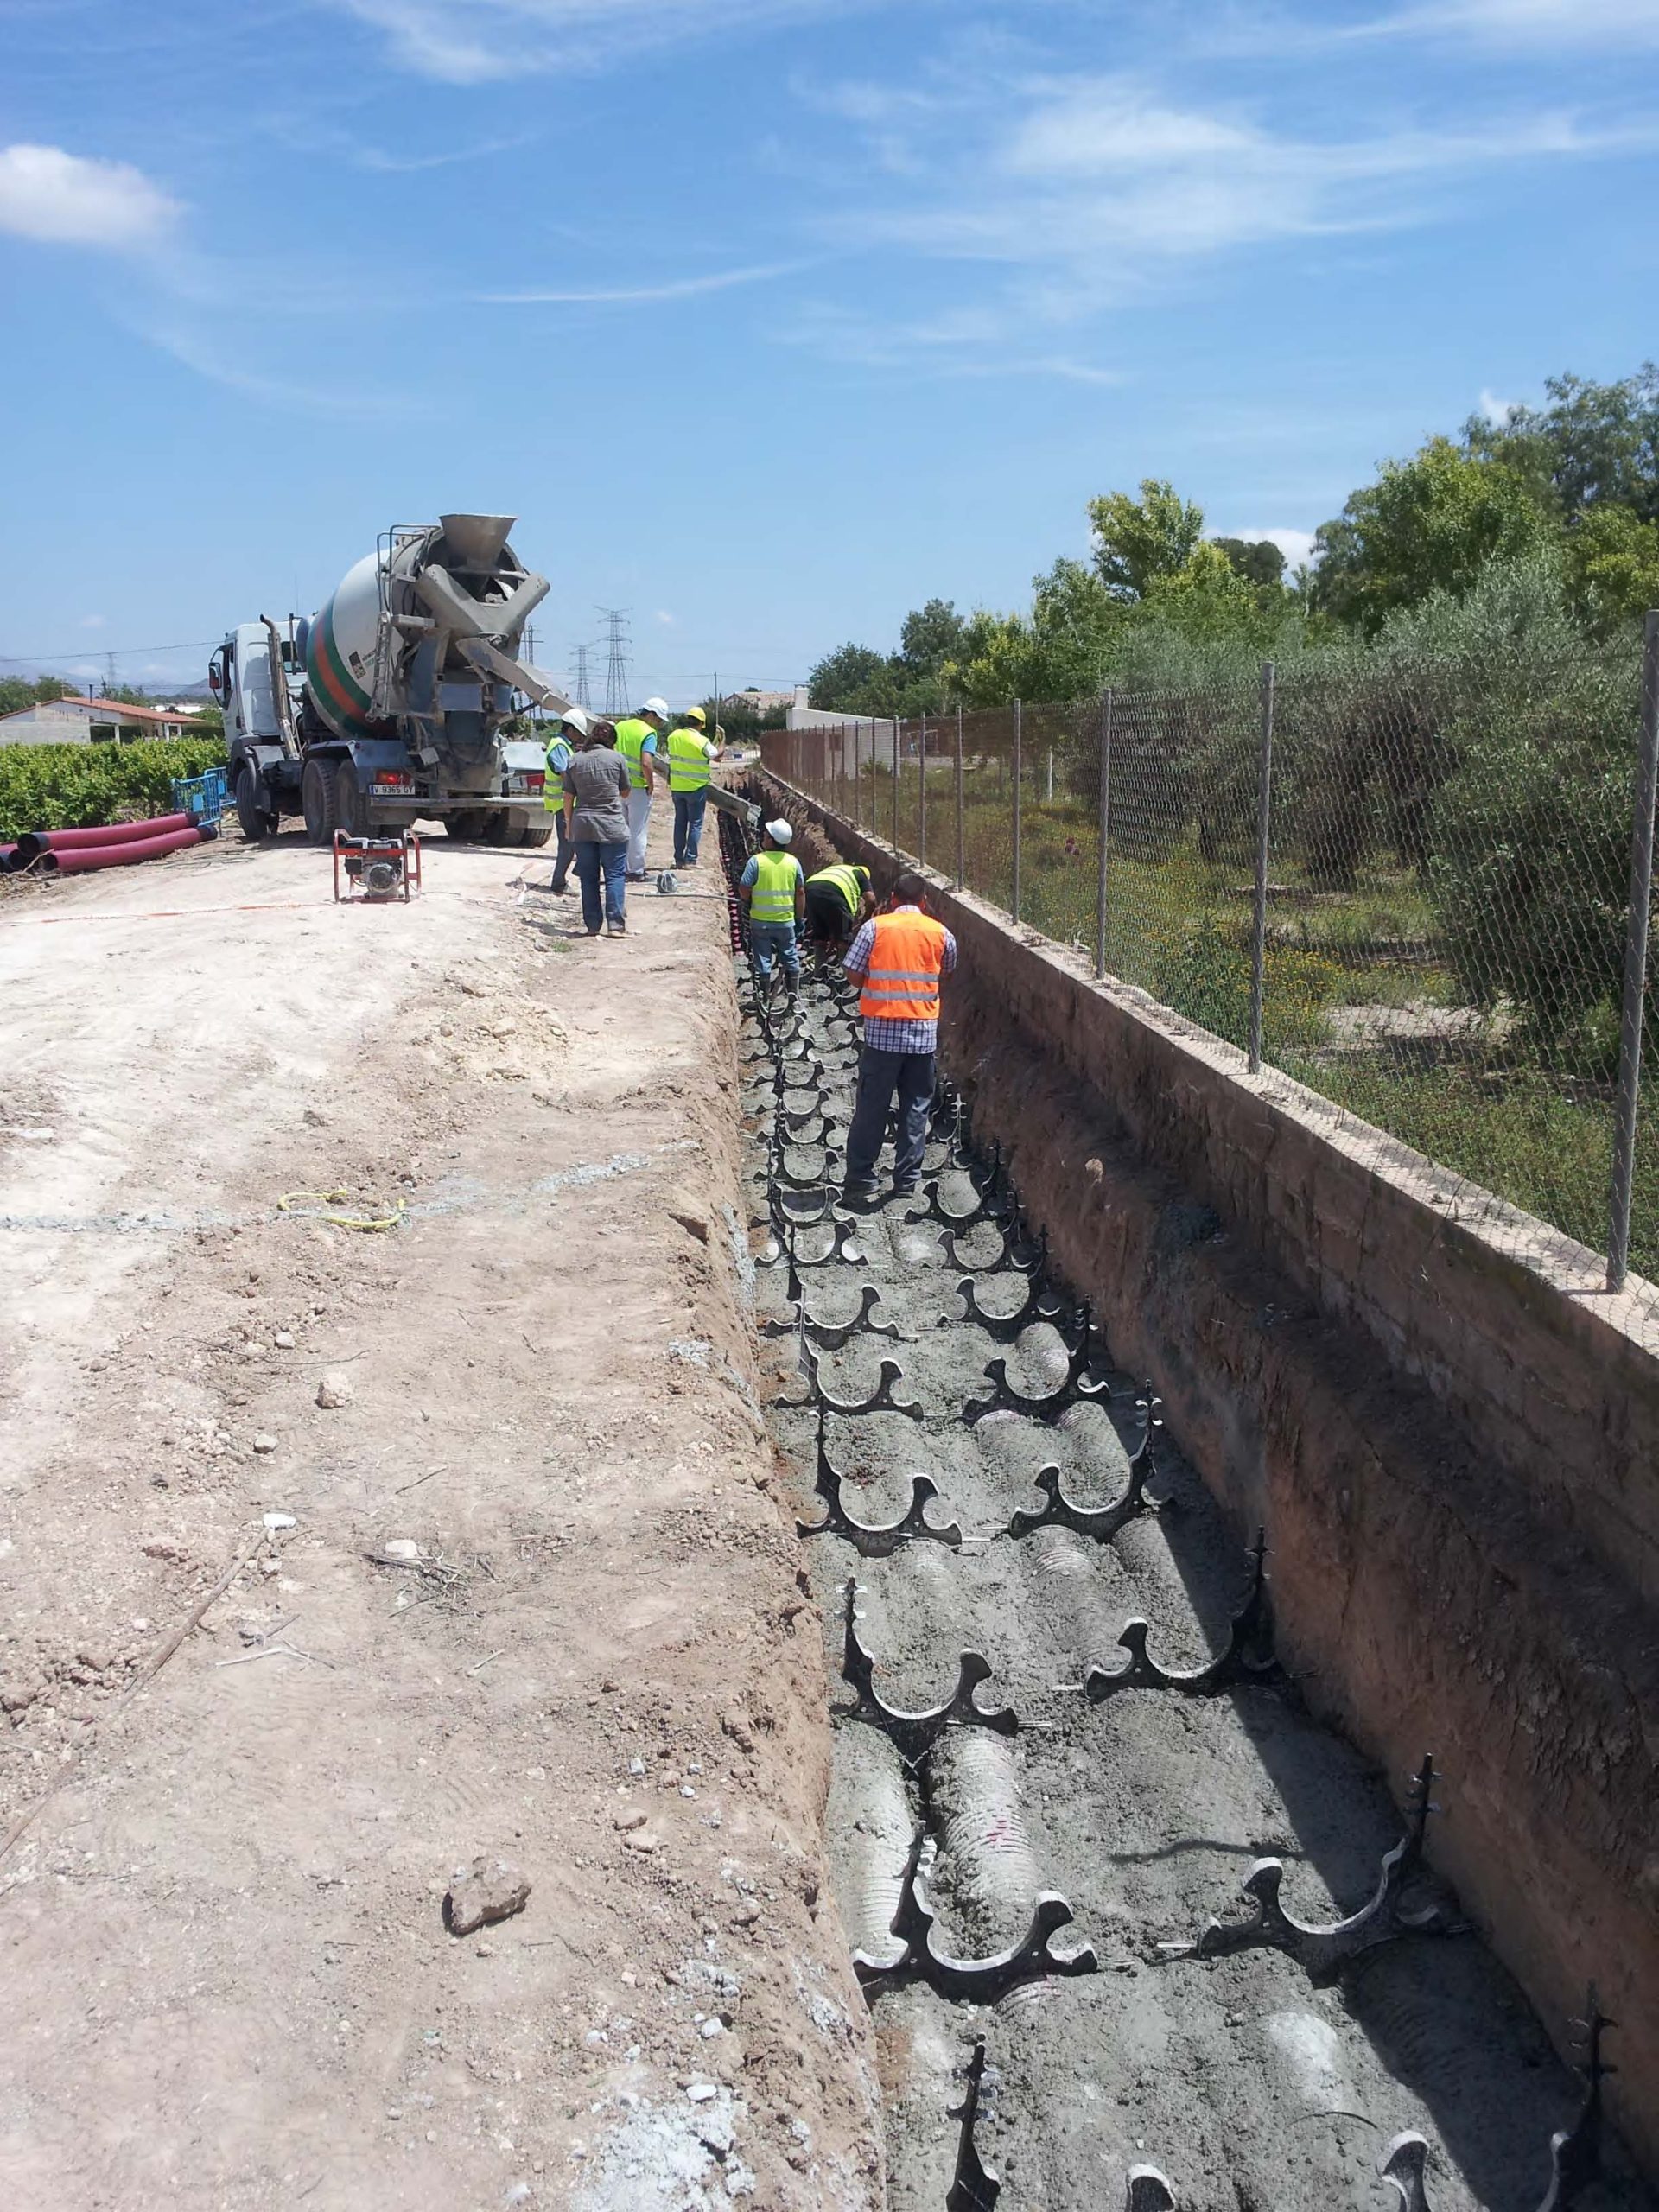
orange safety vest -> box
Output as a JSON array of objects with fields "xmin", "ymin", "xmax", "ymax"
[{"xmin": 858, "ymin": 908, "xmax": 949, "ymax": 1024}]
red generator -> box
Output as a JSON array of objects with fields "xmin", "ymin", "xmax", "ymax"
[{"xmin": 334, "ymin": 829, "xmax": 422, "ymax": 905}]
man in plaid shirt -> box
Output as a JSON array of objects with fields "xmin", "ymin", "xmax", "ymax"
[{"xmin": 841, "ymin": 871, "xmax": 957, "ymax": 1201}]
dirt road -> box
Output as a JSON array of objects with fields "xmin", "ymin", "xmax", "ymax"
[{"xmin": 0, "ymin": 821, "xmax": 882, "ymax": 2209}]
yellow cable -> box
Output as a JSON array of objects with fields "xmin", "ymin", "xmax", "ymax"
[{"xmin": 276, "ymin": 1188, "xmax": 408, "ymax": 1233}]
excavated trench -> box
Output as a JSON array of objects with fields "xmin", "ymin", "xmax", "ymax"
[{"xmin": 715, "ymin": 809, "xmax": 1654, "ymax": 2212}]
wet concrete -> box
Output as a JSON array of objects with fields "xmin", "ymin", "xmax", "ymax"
[{"xmin": 721, "ymin": 814, "xmax": 1651, "ymax": 2212}]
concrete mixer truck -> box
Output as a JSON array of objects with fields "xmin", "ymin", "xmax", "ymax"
[{"xmin": 210, "ymin": 513, "xmax": 573, "ymax": 848}]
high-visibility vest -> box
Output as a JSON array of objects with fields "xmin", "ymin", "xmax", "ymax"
[
  {"xmin": 543, "ymin": 733, "xmax": 574, "ymax": 810},
  {"xmin": 858, "ymin": 909, "xmax": 949, "ymax": 1024},
  {"xmin": 749, "ymin": 850, "xmax": 801, "ymax": 925},
  {"xmin": 808, "ymin": 862, "xmax": 868, "ymax": 915},
  {"xmin": 613, "ymin": 718, "xmax": 655, "ymax": 773},
  {"xmin": 666, "ymin": 726, "xmax": 713, "ymax": 792}
]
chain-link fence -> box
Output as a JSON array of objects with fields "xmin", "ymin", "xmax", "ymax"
[{"xmin": 764, "ymin": 622, "xmax": 1659, "ymax": 1345}]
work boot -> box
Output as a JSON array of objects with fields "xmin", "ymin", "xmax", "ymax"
[{"xmin": 607, "ymin": 920, "xmax": 628, "ymax": 938}]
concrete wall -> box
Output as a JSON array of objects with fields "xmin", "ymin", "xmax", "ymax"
[{"xmin": 764, "ymin": 775, "xmax": 1659, "ymax": 2184}]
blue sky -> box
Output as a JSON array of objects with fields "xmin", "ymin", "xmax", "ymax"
[{"xmin": 2, "ymin": 0, "xmax": 1657, "ymax": 704}]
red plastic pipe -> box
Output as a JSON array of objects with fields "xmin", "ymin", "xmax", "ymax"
[
  {"xmin": 35, "ymin": 826, "xmax": 206, "ymax": 875},
  {"xmin": 15, "ymin": 811, "xmax": 193, "ymax": 861}
]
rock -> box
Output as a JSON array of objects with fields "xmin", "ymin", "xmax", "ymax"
[
  {"xmin": 316, "ymin": 1369, "xmax": 354, "ymax": 1409},
  {"xmin": 614, "ymin": 1809, "xmax": 647, "ymax": 1833},
  {"xmin": 1, "ymin": 1676, "xmax": 44, "ymax": 1715},
  {"xmin": 274, "ymin": 1332, "xmax": 296, "ymax": 1350},
  {"xmin": 244, "ymin": 1341, "xmax": 268, "ymax": 1357},
  {"xmin": 700, "ymin": 2017, "xmax": 725, "ymax": 2039},
  {"xmin": 303, "ymin": 1108, "xmax": 327, "ymax": 1127},
  {"xmin": 75, "ymin": 1647, "xmax": 111, "ymax": 1674},
  {"xmin": 383, "ymin": 1539, "xmax": 422, "ymax": 1562},
  {"xmin": 730, "ymin": 1903, "xmax": 760, "ymax": 1928},
  {"xmin": 444, "ymin": 1856, "xmax": 531, "ymax": 1936},
  {"xmin": 252, "ymin": 1433, "xmax": 278, "ymax": 1455},
  {"xmin": 624, "ymin": 1834, "xmax": 658, "ymax": 1855},
  {"xmin": 262, "ymin": 1511, "xmax": 296, "ymax": 1532},
  {"xmin": 685, "ymin": 2083, "xmax": 718, "ymax": 2103}
]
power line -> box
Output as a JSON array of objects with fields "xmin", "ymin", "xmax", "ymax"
[
  {"xmin": 598, "ymin": 607, "xmax": 632, "ymax": 719},
  {"xmin": 0, "ymin": 637, "xmax": 220, "ymax": 665}
]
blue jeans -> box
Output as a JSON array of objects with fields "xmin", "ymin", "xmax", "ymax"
[
  {"xmin": 749, "ymin": 920, "xmax": 800, "ymax": 985},
  {"xmin": 575, "ymin": 838, "xmax": 626, "ymax": 931},
  {"xmin": 844, "ymin": 1047, "xmax": 935, "ymax": 1190},
  {"xmin": 672, "ymin": 788, "xmax": 708, "ymax": 866}
]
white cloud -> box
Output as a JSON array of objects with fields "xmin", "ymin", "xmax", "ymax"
[
  {"xmin": 1478, "ymin": 386, "xmax": 1520, "ymax": 423},
  {"xmin": 655, "ymin": 609, "xmax": 677, "ymax": 626},
  {"xmin": 0, "ymin": 144, "xmax": 180, "ymax": 249},
  {"xmin": 333, "ymin": 0, "xmax": 846, "ymax": 81},
  {"xmin": 779, "ymin": 300, "xmax": 1123, "ymax": 384},
  {"xmin": 475, "ymin": 260, "xmax": 804, "ymax": 304},
  {"xmin": 78, "ymin": 613, "xmax": 107, "ymax": 630},
  {"xmin": 818, "ymin": 72, "xmax": 1659, "ymax": 305},
  {"xmin": 138, "ymin": 324, "xmax": 424, "ymax": 419},
  {"xmin": 1383, "ymin": 0, "xmax": 1659, "ymax": 46}
]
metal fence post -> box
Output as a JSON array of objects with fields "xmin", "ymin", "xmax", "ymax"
[
  {"xmin": 955, "ymin": 704, "xmax": 965, "ymax": 888},
  {"xmin": 893, "ymin": 718, "xmax": 902, "ymax": 846},
  {"xmin": 1012, "ymin": 697, "xmax": 1023, "ymax": 922},
  {"xmin": 1608, "ymin": 609, "xmax": 1659, "ymax": 1290},
  {"xmin": 1248, "ymin": 661, "xmax": 1276, "ymax": 1074},
  {"xmin": 918, "ymin": 709, "xmax": 928, "ymax": 869},
  {"xmin": 1095, "ymin": 690, "xmax": 1113, "ymax": 982}
]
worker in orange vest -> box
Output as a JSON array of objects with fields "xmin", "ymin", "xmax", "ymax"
[{"xmin": 840, "ymin": 871, "xmax": 957, "ymax": 1201}]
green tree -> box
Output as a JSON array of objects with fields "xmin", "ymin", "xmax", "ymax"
[
  {"xmin": 1563, "ymin": 504, "xmax": 1659, "ymax": 635},
  {"xmin": 1089, "ymin": 479, "xmax": 1205, "ymax": 601},
  {"xmin": 1138, "ymin": 542, "xmax": 1283, "ymax": 647},
  {"xmin": 1465, "ymin": 365, "xmax": 1659, "ymax": 523},
  {"xmin": 807, "ymin": 642, "xmax": 893, "ymax": 715},
  {"xmin": 1311, "ymin": 436, "xmax": 1554, "ymax": 631},
  {"xmin": 896, "ymin": 599, "xmax": 969, "ymax": 685},
  {"xmin": 945, "ymin": 558, "xmax": 1125, "ymax": 707},
  {"xmin": 0, "ymin": 674, "xmax": 73, "ymax": 716},
  {"xmin": 1211, "ymin": 536, "xmax": 1287, "ymax": 588}
]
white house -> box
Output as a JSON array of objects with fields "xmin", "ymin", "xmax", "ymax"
[{"xmin": 0, "ymin": 695, "xmax": 211, "ymax": 747}]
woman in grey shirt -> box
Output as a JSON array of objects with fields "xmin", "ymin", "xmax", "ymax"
[{"xmin": 562, "ymin": 721, "xmax": 632, "ymax": 938}]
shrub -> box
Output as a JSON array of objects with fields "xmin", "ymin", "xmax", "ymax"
[
  {"xmin": 1150, "ymin": 915, "xmax": 1343, "ymax": 1055},
  {"xmin": 0, "ymin": 736, "xmax": 226, "ymax": 843}
]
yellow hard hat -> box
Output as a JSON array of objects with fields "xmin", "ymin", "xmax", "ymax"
[{"xmin": 684, "ymin": 705, "xmax": 707, "ymax": 727}]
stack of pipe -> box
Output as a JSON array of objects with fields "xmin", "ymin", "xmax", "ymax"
[{"xmin": 3, "ymin": 812, "xmax": 212, "ymax": 876}]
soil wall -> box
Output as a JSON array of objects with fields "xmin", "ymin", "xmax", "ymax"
[{"xmin": 760, "ymin": 775, "xmax": 1659, "ymax": 2184}]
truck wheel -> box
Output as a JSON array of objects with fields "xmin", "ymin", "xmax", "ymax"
[
  {"xmin": 301, "ymin": 757, "xmax": 340, "ymax": 847},
  {"xmin": 235, "ymin": 764, "xmax": 279, "ymax": 842},
  {"xmin": 517, "ymin": 820, "xmax": 554, "ymax": 849},
  {"xmin": 444, "ymin": 810, "xmax": 488, "ymax": 841},
  {"xmin": 334, "ymin": 763, "xmax": 369, "ymax": 840},
  {"xmin": 480, "ymin": 810, "xmax": 512, "ymax": 844}
]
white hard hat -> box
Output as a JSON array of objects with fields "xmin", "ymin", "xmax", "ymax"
[
  {"xmin": 559, "ymin": 704, "xmax": 593, "ymax": 736},
  {"xmin": 639, "ymin": 696, "xmax": 671, "ymax": 720},
  {"xmin": 766, "ymin": 819, "xmax": 793, "ymax": 845}
]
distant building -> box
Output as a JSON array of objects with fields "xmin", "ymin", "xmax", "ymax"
[
  {"xmin": 0, "ymin": 695, "xmax": 211, "ymax": 747},
  {"xmin": 786, "ymin": 684, "xmax": 895, "ymax": 741},
  {"xmin": 721, "ymin": 688, "xmax": 796, "ymax": 716}
]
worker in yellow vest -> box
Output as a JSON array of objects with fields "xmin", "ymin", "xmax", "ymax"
[
  {"xmin": 543, "ymin": 703, "xmax": 591, "ymax": 895},
  {"xmin": 665, "ymin": 705, "xmax": 720, "ymax": 868},
  {"xmin": 613, "ymin": 696, "xmax": 667, "ymax": 880},
  {"xmin": 841, "ymin": 872, "xmax": 957, "ymax": 1201},
  {"xmin": 739, "ymin": 820, "xmax": 806, "ymax": 994},
  {"xmin": 804, "ymin": 859, "xmax": 875, "ymax": 946}
]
